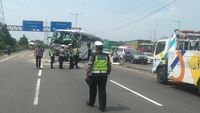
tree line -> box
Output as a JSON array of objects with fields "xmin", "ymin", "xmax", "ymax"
[{"xmin": 0, "ymin": 23, "xmax": 28, "ymax": 50}]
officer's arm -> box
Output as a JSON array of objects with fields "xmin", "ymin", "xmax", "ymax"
[
  {"xmin": 87, "ymin": 56, "xmax": 93, "ymax": 71},
  {"xmin": 107, "ymin": 55, "xmax": 112, "ymax": 75}
]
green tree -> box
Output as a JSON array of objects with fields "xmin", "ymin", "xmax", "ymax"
[
  {"xmin": 0, "ymin": 23, "xmax": 16, "ymax": 49},
  {"xmin": 19, "ymin": 34, "xmax": 28, "ymax": 46}
]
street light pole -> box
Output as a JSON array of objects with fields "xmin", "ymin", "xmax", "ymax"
[
  {"xmin": 70, "ymin": 13, "xmax": 83, "ymax": 28},
  {"xmin": 172, "ymin": 20, "xmax": 181, "ymax": 30}
]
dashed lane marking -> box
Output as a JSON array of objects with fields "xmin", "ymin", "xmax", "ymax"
[
  {"xmin": 33, "ymin": 78, "xmax": 41, "ymax": 105},
  {"xmin": 38, "ymin": 70, "xmax": 42, "ymax": 77}
]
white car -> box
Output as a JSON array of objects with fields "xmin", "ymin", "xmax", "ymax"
[
  {"xmin": 117, "ymin": 46, "xmax": 134, "ymax": 59},
  {"xmin": 143, "ymin": 52, "xmax": 153, "ymax": 63}
]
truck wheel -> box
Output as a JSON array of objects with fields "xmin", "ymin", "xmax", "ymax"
[
  {"xmin": 198, "ymin": 80, "xmax": 200, "ymax": 96},
  {"xmin": 157, "ymin": 67, "xmax": 168, "ymax": 84}
]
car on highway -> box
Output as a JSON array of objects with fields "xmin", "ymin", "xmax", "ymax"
[
  {"xmin": 144, "ymin": 52, "xmax": 154, "ymax": 63},
  {"xmin": 117, "ymin": 46, "xmax": 134, "ymax": 59},
  {"xmin": 123, "ymin": 49, "xmax": 148, "ymax": 64}
]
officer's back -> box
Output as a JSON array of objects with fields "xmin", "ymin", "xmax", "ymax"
[{"xmin": 86, "ymin": 41, "xmax": 111, "ymax": 112}]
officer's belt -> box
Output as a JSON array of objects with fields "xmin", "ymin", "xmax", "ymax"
[{"xmin": 92, "ymin": 71, "xmax": 107, "ymax": 74}]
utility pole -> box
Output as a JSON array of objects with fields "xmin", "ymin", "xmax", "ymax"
[
  {"xmin": 153, "ymin": 30, "xmax": 156, "ymax": 42},
  {"xmin": 0, "ymin": 0, "xmax": 5, "ymax": 24},
  {"xmin": 70, "ymin": 13, "xmax": 83, "ymax": 28},
  {"xmin": 172, "ymin": 20, "xmax": 181, "ymax": 30},
  {"xmin": 149, "ymin": 31, "xmax": 152, "ymax": 41},
  {"xmin": 155, "ymin": 18, "xmax": 158, "ymax": 41},
  {"xmin": 44, "ymin": 19, "xmax": 49, "ymax": 44}
]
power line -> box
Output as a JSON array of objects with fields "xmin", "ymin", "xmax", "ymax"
[
  {"xmin": 97, "ymin": 0, "xmax": 176, "ymax": 35},
  {"xmin": 96, "ymin": 0, "xmax": 150, "ymax": 27}
]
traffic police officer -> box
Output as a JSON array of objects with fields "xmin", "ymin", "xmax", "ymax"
[
  {"xmin": 59, "ymin": 45, "xmax": 65, "ymax": 69},
  {"xmin": 86, "ymin": 41, "xmax": 111, "ymax": 112},
  {"xmin": 69, "ymin": 44, "xmax": 74, "ymax": 69},
  {"xmin": 73, "ymin": 47, "xmax": 80, "ymax": 68},
  {"xmin": 49, "ymin": 47, "xmax": 55, "ymax": 69},
  {"xmin": 34, "ymin": 45, "xmax": 43, "ymax": 69}
]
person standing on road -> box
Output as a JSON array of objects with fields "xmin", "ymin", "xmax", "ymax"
[
  {"xmin": 59, "ymin": 45, "xmax": 65, "ymax": 69},
  {"xmin": 7, "ymin": 45, "xmax": 11, "ymax": 56},
  {"xmin": 49, "ymin": 47, "xmax": 55, "ymax": 69},
  {"xmin": 87, "ymin": 42, "xmax": 91, "ymax": 60},
  {"xmin": 34, "ymin": 45, "xmax": 43, "ymax": 69},
  {"xmin": 73, "ymin": 47, "xmax": 80, "ymax": 69},
  {"xmin": 69, "ymin": 44, "xmax": 74, "ymax": 69},
  {"xmin": 86, "ymin": 41, "xmax": 111, "ymax": 112}
]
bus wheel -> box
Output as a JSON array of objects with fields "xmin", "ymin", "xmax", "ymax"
[{"xmin": 157, "ymin": 67, "xmax": 168, "ymax": 84}]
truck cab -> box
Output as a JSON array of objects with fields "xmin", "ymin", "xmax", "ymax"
[{"xmin": 153, "ymin": 30, "xmax": 200, "ymax": 95}]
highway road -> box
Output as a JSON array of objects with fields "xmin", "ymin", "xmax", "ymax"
[{"xmin": 0, "ymin": 50, "xmax": 200, "ymax": 113}]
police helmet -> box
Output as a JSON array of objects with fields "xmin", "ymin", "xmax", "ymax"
[{"xmin": 95, "ymin": 41, "xmax": 104, "ymax": 51}]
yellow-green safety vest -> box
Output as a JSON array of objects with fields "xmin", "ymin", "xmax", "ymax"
[
  {"xmin": 49, "ymin": 50, "xmax": 54, "ymax": 57},
  {"xmin": 92, "ymin": 55, "xmax": 108, "ymax": 71}
]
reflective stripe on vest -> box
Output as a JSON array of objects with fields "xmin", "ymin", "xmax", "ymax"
[
  {"xmin": 92, "ymin": 55, "xmax": 108, "ymax": 71},
  {"xmin": 49, "ymin": 51, "xmax": 54, "ymax": 57}
]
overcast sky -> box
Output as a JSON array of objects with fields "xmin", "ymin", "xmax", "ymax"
[{"xmin": 3, "ymin": 0, "xmax": 200, "ymax": 42}]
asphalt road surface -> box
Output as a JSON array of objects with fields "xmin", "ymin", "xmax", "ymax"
[{"xmin": 0, "ymin": 50, "xmax": 200, "ymax": 113}]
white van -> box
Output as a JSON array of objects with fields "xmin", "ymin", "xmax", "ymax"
[
  {"xmin": 152, "ymin": 30, "xmax": 200, "ymax": 95},
  {"xmin": 117, "ymin": 46, "xmax": 134, "ymax": 59}
]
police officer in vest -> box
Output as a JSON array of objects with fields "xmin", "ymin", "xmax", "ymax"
[
  {"xmin": 49, "ymin": 47, "xmax": 55, "ymax": 69},
  {"xmin": 69, "ymin": 44, "xmax": 74, "ymax": 69},
  {"xmin": 86, "ymin": 41, "xmax": 111, "ymax": 112},
  {"xmin": 59, "ymin": 45, "xmax": 65, "ymax": 69},
  {"xmin": 73, "ymin": 47, "xmax": 80, "ymax": 68}
]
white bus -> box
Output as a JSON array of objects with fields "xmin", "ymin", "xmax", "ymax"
[{"xmin": 50, "ymin": 29, "xmax": 102, "ymax": 59}]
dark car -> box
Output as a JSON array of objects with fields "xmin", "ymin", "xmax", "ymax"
[{"xmin": 123, "ymin": 49, "xmax": 148, "ymax": 64}]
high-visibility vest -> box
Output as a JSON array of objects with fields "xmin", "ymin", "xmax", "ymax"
[
  {"xmin": 92, "ymin": 54, "xmax": 108, "ymax": 71},
  {"xmin": 49, "ymin": 50, "xmax": 54, "ymax": 57},
  {"xmin": 73, "ymin": 48, "xmax": 78, "ymax": 55}
]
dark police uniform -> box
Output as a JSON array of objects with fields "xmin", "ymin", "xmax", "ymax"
[
  {"xmin": 69, "ymin": 47, "xmax": 74, "ymax": 69},
  {"xmin": 87, "ymin": 52, "xmax": 111, "ymax": 111},
  {"xmin": 35, "ymin": 46, "xmax": 43, "ymax": 69},
  {"xmin": 59, "ymin": 47, "xmax": 65, "ymax": 69}
]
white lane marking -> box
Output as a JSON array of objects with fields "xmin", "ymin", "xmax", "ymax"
[
  {"xmin": 33, "ymin": 78, "xmax": 41, "ymax": 105},
  {"xmin": 110, "ymin": 80, "xmax": 163, "ymax": 107},
  {"xmin": 0, "ymin": 55, "xmax": 17, "ymax": 63},
  {"xmin": 78, "ymin": 63, "xmax": 84, "ymax": 68},
  {"xmin": 41, "ymin": 63, "xmax": 43, "ymax": 68},
  {"xmin": 38, "ymin": 70, "xmax": 42, "ymax": 77}
]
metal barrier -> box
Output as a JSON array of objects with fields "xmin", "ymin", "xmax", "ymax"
[{"xmin": 0, "ymin": 48, "xmax": 26, "ymax": 56}]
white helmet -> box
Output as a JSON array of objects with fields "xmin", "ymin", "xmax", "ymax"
[
  {"xmin": 94, "ymin": 41, "xmax": 103, "ymax": 46},
  {"xmin": 61, "ymin": 45, "xmax": 65, "ymax": 48}
]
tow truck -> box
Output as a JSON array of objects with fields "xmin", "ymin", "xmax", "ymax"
[{"xmin": 152, "ymin": 30, "xmax": 200, "ymax": 95}]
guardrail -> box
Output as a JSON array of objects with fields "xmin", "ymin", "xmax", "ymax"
[
  {"xmin": 119, "ymin": 58, "xmax": 153, "ymax": 72},
  {"xmin": 0, "ymin": 48, "xmax": 26, "ymax": 56}
]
